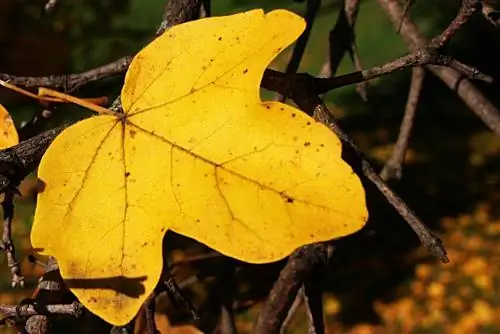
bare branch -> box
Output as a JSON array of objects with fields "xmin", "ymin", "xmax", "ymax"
[
  {"xmin": 1, "ymin": 191, "xmax": 23, "ymax": 287},
  {"xmin": 276, "ymin": 0, "xmax": 321, "ymax": 102},
  {"xmin": 0, "ymin": 127, "xmax": 64, "ymax": 195},
  {"xmin": 429, "ymin": 0, "xmax": 481, "ymax": 49},
  {"xmin": 263, "ymin": 67, "xmax": 449, "ymax": 261},
  {"xmin": 280, "ymin": 288, "xmax": 304, "ymax": 334},
  {"xmin": 157, "ymin": 0, "xmax": 203, "ymax": 35},
  {"xmin": 0, "ymin": 302, "xmax": 83, "ymax": 318},
  {"xmin": 0, "ymin": 56, "xmax": 131, "ymax": 93},
  {"xmin": 378, "ymin": 0, "xmax": 500, "ymax": 135},
  {"xmin": 303, "ymin": 275, "xmax": 325, "ymax": 334},
  {"xmin": 253, "ymin": 244, "xmax": 329, "ymax": 334},
  {"xmin": 380, "ymin": 66, "xmax": 425, "ymax": 181},
  {"xmin": 313, "ymin": 47, "xmax": 492, "ymax": 94},
  {"xmin": 321, "ymin": 0, "xmax": 367, "ymax": 100}
]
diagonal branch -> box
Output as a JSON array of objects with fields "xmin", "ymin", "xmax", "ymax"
[{"xmin": 253, "ymin": 244, "xmax": 329, "ymax": 334}]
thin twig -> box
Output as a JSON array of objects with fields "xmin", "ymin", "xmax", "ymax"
[
  {"xmin": 429, "ymin": 0, "xmax": 481, "ymax": 49},
  {"xmin": 219, "ymin": 305, "xmax": 238, "ymax": 334},
  {"xmin": 279, "ymin": 288, "xmax": 304, "ymax": 334},
  {"xmin": 380, "ymin": 66, "xmax": 425, "ymax": 181},
  {"xmin": 1, "ymin": 191, "xmax": 23, "ymax": 287},
  {"xmin": 313, "ymin": 48, "xmax": 492, "ymax": 94},
  {"xmin": 311, "ymin": 101, "xmax": 448, "ymax": 263},
  {"xmin": 253, "ymin": 244, "xmax": 329, "ymax": 334},
  {"xmin": 397, "ymin": 0, "xmax": 415, "ymax": 33},
  {"xmin": 321, "ymin": 0, "xmax": 367, "ymax": 100},
  {"xmin": 0, "ymin": 56, "xmax": 131, "ymax": 93},
  {"xmin": 303, "ymin": 279, "xmax": 324, "ymax": 334},
  {"xmin": 377, "ymin": 0, "xmax": 500, "ymax": 135},
  {"xmin": 201, "ymin": 0, "xmax": 211, "ymax": 18}
]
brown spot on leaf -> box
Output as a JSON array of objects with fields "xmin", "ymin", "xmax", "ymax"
[
  {"xmin": 129, "ymin": 130, "xmax": 137, "ymax": 139},
  {"xmin": 304, "ymin": 142, "xmax": 311, "ymax": 147},
  {"xmin": 125, "ymin": 172, "xmax": 130, "ymax": 177},
  {"xmin": 243, "ymin": 68, "xmax": 248, "ymax": 74}
]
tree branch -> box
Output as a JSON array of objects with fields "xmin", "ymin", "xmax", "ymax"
[
  {"xmin": 1, "ymin": 191, "xmax": 23, "ymax": 287},
  {"xmin": 377, "ymin": 0, "xmax": 500, "ymax": 135},
  {"xmin": 380, "ymin": 66, "xmax": 425, "ymax": 181},
  {"xmin": 276, "ymin": 0, "xmax": 321, "ymax": 102},
  {"xmin": 253, "ymin": 244, "xmax": 329, "ymax": 334},
  {"xmin": 0, "ymin": 56, "xmax": 131, "ymax": 93},
  {"xmin": 0, "ymin": 302, "xmax": 83, "ymax": 318}
]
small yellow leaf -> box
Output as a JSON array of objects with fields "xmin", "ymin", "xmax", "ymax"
[
  {"xmin": 31, "ymin": 9, "xmax": 368, "ymax": 325},
  {"xmin": 0, "ymin": 104, "xmax": 19, "ymax": 149}
]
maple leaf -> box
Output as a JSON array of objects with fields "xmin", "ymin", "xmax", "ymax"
[{"xmin": 30, "ymin": 9, "xmax": 368, "ymax": 325}]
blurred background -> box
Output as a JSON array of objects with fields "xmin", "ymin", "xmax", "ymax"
[{"xmin": 0, "ymin": 0, "xmax": 500, "ymax": 333}]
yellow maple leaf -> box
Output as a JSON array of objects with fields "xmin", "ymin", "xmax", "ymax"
[
  {"xmin": 30, "ymin": 9, "xmax": 368, "ymax": 325},
  {"xmin": 0, "ymin": 104, "xmax": 19, "ymax": 149}
]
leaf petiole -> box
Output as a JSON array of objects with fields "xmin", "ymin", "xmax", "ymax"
[{"xmin": 38, "ymin": 88, "xmax": 113, "ymax": 115}]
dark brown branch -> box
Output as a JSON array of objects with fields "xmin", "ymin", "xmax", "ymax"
[
  {"xmin": 378, "ymin": 0, "xmax": 500, "ymax": 135},
  {"xmin": 313, "ymin": 47, "xmax": 492, "ymax": 94},
  {"xmin": 276, "ymin": 0, "xmax": 321, "ymax": 102},
  {"xmin": 311, "ymin": 101, "xmax": 448, "ymax": 263},
  {"xmin": 0, "ymin": 56, "xmax": 131, "ymax": 93},
  {"xmin": 0, "ymin": 127, "xmax": 64, "ymax": 195},
  {"xmin": 429, "ymin": 0, "xmax": 481, "ymax": 49},
  {"xmin": 321, "ymin": 0, "xmax": 367, "ymax": 100},
  {"xmin": 380, "ymin": 66, "xmax": 425, "ymax": 181},
  {"xmin": 263, "ymin": 67, "xmax": 449, "ymax": 261},
  {"xmin": 253, "ymin": 244, "xmax": 329, "ymax": 334},
  {"xmin": 1, "ymin": 191, "xmax": 23, "ymax": 287},
  {"xmin": 157, "ymin": 0, "xmax": 203, "ymax": 35}
]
